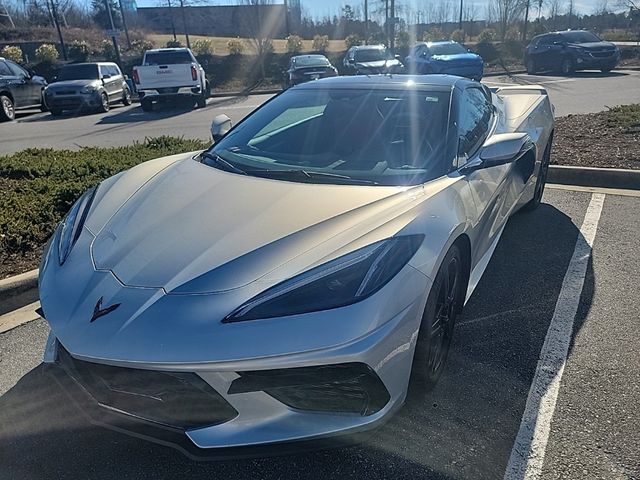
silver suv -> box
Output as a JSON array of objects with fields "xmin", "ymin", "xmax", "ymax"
[{"xmin": 44, "ymin": 62, "xmax": 132, "ymax": 116}]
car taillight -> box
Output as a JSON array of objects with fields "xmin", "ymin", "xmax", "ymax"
[
  {"xmin": 132, "ymin": 68, "xmax": 140, "ymax": 85},
  {"xmin": 191, "ymin": 65, "xmax": 197, "ymax": 81}
]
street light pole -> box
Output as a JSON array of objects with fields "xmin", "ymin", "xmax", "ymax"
[
  {"xmin": 49, "ymin": 0, "xmax": 67, "ymax": 60},
  {"xmin": 364, "ymin": 0, "xmax": 368, "ymax": 43},
  {"xmin": 118, "ymin": 0, "xmax": 132, "ymax": 49},
  {"xmin": 104, "ymin": 0, "xmax": 122, "ymax": 66},
  {"xmin": 458, "ymin": 0, "xmax": 463, "ymax": 31},
  {"xmin": 179, "ymin": 0, "xmax": 191, "ymax": 49}
]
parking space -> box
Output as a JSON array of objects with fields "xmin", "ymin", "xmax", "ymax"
[{"xmin": 1, "ymin": 187, "xmax": 638, "ymax": 479}]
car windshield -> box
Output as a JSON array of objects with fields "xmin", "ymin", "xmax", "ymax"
[
  {"xmin": 57, "ymin": 64, "xmax": 99, "ymax": 81},
  {"xmin": 144, "ymin": 51, "xmax": 192, "ymax": 65},
  {"xmin": 560, "ymin": 31, "xmax": 601, "ymax": 43},
  {"xmin": 205, "ymin": 88, "xmax": 451, "ymax": 186},
  {"xmin": 293, "ymin": 56, "xmax": 330, "ymax": 68},
  {"xmin": 428, "ymin": 43, "xmax": 467, "ymax": 55},
  {"xmin": 354, "ymin": 48, "xmax": 393, "ymax": 62}
]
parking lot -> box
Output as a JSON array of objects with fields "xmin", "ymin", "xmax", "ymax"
[
  {"xmin": 1, "ymin": 69, "xmax": 639, "ymax": 157},
  {"xmin": 1, "ymin": 186, "xmax": 639, "ymax": 479}
]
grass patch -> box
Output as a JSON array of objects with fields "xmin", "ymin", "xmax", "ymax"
[
  {"xmin": 0, "ymin": 136, "xmax": 208, "ymax": 264},
  {"xmin": 605, "ymin": 104, "xmax": 640, "ymax": 134}
]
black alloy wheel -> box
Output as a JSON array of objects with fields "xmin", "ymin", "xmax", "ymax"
[
  {"xmin": 410, "ymin": 244, "xmax": 464, "ymax": 393},
  {"xmin": 560, "ymin": 57, "xmax": 574, "ymax": 75}
]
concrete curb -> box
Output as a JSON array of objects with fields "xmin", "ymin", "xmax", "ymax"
[
  {"xmin": 0, "ymin": 269, "xmax": 38, "ymax": 304},
  {"xmin": 548, "ymin": 165, "xmax": 640, "ymax": 191}
]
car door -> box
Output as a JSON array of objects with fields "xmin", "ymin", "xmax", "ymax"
[
  {"xmin": 99, "ymin": 65, "xmax": 117, "ymax": 101},
  {"xmin": 6, "ymin": 60, "xmax": 41, "ymax": 106},
  {"xmin": 538, "ymin": 34, "xmax": 564, "ymax": 70},
  {"xmin": 109, "ymin": 65, "xmax": 124, "ymax": 99},
  {"xmin": 0, "ymin": 60, "xmax": 28, "ymax": 107},
  {"xmin": 457, "ymin": 87, "xmax": 512, "ymax": 263}
]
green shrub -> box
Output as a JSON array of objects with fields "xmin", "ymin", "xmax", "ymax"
[
  {"xmin": 450, "ymin": 29, "xmax": 465, "ymax": 43},
  {"xmin": 192, "ymin": 39, "xmax": 213, "ymax": 56},
  {"xmin": 286, "ymin": 34, "xmax": 303, "ymax": 54},
  {"xmin": 101, "ymin": 39, "xmax": 117, "ymax": 61},
  {"xmin": 345, "ymin": 34, "xmax": 362, "ymax": 49},
  {"xmin": 35, "ymin": 44, "xmax": 59, "ymax": 63},
  {"xmin": 130, "ymin": 38, "xmax": 154, "ymax": 56},
  {"xmin": 227, "ymin": 38, "xmax": 244, "ymax": 55},
  {"xmin": 1, "ymin": 45, "xmax": 23, "ymax": 63},
  {"xmin": 0, "ymin": 137, "xmax": 209, "ymax": 259},
  {"xmin": 477, "ymin": 28, "xmax": 496, "ymax": 43},
  {"xmin": 165, "ymin": 40, "xmax": 183, "ymax": 48},
  {"xmin": 312, "ymin": 34, "xmax": 329, "ymax": 52},
  {"xmin": 68, "ymin": 40, "xmax": 91, "ymax": 62},
  {"xmin": 504, "ymin": 26, "xmax": 521, "ymax": 41}
]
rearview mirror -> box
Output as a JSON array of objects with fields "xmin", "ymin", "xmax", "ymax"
[
  {"xmin": 211, "ymin": 114, "xmax": 232, "ymax": 142},
  {"xmin": 479, "ymin": 132, "xmax": 533, "ymax": 168}
]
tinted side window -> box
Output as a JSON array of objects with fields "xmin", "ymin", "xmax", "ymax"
[
  {"xmin": 458, "ymin": 88, "xmax": 493, "ymax": 162},
  {"xmin": 6, "ymin": 60, "xmax": 27, "ymax": 77},
  {"xmin": 108, "ymin": 65, "xmax": 120, "ymax": 77},
  {"xmin": 538, "ymin": 35, "xmax": 554, "ymax": 46},
  {"xmin": 0, "ymin": 61, "xmax": 12, "ymax": 76}
]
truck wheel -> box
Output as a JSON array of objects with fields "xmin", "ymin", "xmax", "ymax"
[
  {"xmin": 526, "ymin": 57, "xmax": 538, "ymax": 74},
  {"xmin": 50, "ymin": 108, "xmax": 63, "ymax": 117},
  {"xmin": 140, "ymin": 98, "xmax": 153, "ymax": 112},
  {"xmin": 196, "ymin": 94, "xmax": 207, "ymax": 109},
  {"xmin": 204, "ymin": 81, "xmax": 211, "ymax": 99},
  {"xmin": 0, "ymin": 94, "xmax": 15, "ymax": 121},
  {"xmin": 560, "ymin": 57, "xmax": 574, "ymax": 75}
]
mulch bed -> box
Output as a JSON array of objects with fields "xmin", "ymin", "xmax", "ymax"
[{"xmin": 552, "ymin": 111, "xmax": 640, "ymax": 170}]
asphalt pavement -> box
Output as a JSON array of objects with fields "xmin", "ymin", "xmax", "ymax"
[
  {"xmin": 1, "ymin": 187, "xmax": 639, "ymax": 480},
  {"xmin": 1, "ymin": 69, "xmax": 640, "ymax": 156}
]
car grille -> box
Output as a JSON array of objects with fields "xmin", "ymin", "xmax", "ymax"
[
  {"xmin": 56, "ymin": 90, "xmax": 77, "ymax": 95},
  {"xmin": 590, "ymin": 49, "xmax": 616, "ymax": 58},
  {"xmin": 57, "ymin": 347, "xmax": 238, "ymax": 430}
]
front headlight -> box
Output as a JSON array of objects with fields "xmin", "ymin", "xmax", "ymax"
[
  {"xmin": 223, "ymin": 235, "xmax": 424, "ymax": 323},
  {"xmin": 57, "ymin": 186, "xmax": 97, "ymax": 265},
  {"xmin": 81, "ymin": 85, "xmax": 98, "ymax": 94}
]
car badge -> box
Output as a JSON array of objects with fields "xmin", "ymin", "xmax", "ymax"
[{"xmin": 90, "ymin": 296, "xmax": 121, "ymax": 323}]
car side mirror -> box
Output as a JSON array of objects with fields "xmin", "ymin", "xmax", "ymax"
[
  {"xmin": 102, "ymin": 74, "xmax": 111, "ymax": 80},
  {"xmin": 394, "ymin": 54, "xmax": 401, "ymax": 60},
  {"xmin": 479, "ymin": 133, "xmax": 533, "ymax": 168},
  {"xmin": 211, "ymin": 114, "xmax": 232, "ymax": 142}
]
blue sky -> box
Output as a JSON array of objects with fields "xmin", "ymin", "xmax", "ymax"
[{"xmin": 135, "ymin": 0, "xmax": 605, "ymax": 19}]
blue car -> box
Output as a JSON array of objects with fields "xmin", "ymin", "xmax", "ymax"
[{"xmin": 405, "ymin": 41, "xmax": 484, "ymax": 80}]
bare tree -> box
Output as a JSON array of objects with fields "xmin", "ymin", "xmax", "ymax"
[
  {"xmin": 548, "ymin": 0, "xmax": 561, "ymax": 29},
  {"xmin": 489, "ymin": 0, "xmax": 526, "ymax": 40},
  {"xmin": 242, "ymin": 0, "xmax": 281, "ymax": 82},
  {"xmin": 566, "ymin": 0, "xmax": 574, "ymax": 28}
]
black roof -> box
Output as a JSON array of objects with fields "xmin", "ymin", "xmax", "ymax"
[{"xmin": 295, "ymin": 74, "xmax": 468, "ymax": 91}]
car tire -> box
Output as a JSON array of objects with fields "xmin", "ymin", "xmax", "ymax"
[
  {"xmin": 122, "ymin": 87, "xmax": 132, "ymax": 106},
  {"xmin": 196, "ymin": 94, "xmax": 207, "ymax": 109},
  {"xmin": 140, "ymin": 98, "xmax": 153, "ymax": 112},
  {"xmin": 526, "ymin": 57, "xmax": 538, "ymax": 74},
  {"xmin": 601, "ymin": 67, "xmax": 613, "ymax": 73},
  {"xmin": 0, "ymin": 94, "xmax": 15, "ymax": 121},
  {"xmin": 409, "ymin": 244, "xmax": 465, "ymax": 394},
  {"xmin": 204, "ymin": 81, "xmax": 211, "ymax": 99},
  {"xmin": 523, "ymin": 136, "xmax": 552, "ymax": 212},
  {"xmin": 50, "ymin": 108, "xmax": 63, "ymax": 117},
  {"xmin": 40, "ymin": 94, "xmax": 49, "ymax": 112},
  {"xmin": 560, "ymin": 57, "xmax": 575, "ymax": 75},
  {"xmin": 98, "ymin": 92, "xmax": 110, "ymax": 113}
]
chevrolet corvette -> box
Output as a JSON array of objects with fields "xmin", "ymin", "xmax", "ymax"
[{"xmin": 39, "ymin": 75, "xmax": 554, "ymax": 453}]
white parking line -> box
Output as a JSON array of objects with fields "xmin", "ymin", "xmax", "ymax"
[
  {"xmin": 0, "ymin": 301, "xmax": 41, "ymax": 334},
  {"xmin": 504, "ymin": 192, "xmax": 605, "ymax": 479}
]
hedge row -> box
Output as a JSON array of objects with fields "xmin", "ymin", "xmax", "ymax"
[{"xmin": 0, "ymin": 136, "xmax": 208, "ymax": 258}]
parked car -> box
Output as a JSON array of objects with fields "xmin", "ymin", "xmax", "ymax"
[
  {"xmin": 39, "ymin": 75, "xmax": 554, "ymax": 453},
  {"xmin": 524, "ymin": 30, "xmax": 620, "ymax": 75},
  {"xmin": 343, "ymin": 45, "xmax": 404, "ymax": 74},
  {"xmin": 283, "ymin": 54, "xmax": 338, "ymax": 89},
  {"xmin": 133, "ymin": 48, "xmax": 209, "ymax": 112},
  {"xmin": 0, "ymin": 56, "xmax": 47, "ymax": 121},
  {"xmin": 405, "ymin": 41, "xmax": 484, "ymax": 80},
  {"xmin": 44, "ymin": 62, "xmax": 131, "ymax": 116}
]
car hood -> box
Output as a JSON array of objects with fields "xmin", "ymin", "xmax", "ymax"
[
  {"xmin": 88, "ymin": 156, "xmax": 426, "ymax": 294},
  {"xmin": 430, "ymin": 53, "xmax": 482, "ymax": 63},
  {"xmin": 47, "ymin": 79, "xmax": 100, "ymax": 89},
  {"xmin": 355, "ymin": 59, "xmax": 401, "ymax": 69}
]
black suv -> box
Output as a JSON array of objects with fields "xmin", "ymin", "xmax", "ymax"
[
  {"xmin": 0, "ymin": 57, "xmax": 47, "ymax": 121},
  {"xmin": 524, "ymin": 30, "xmax": 620, "ymax": 75}
]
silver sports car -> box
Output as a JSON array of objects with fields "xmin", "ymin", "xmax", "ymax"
[{"xmin": 39, "ymin": 75, "xmax": 554, "ymax": 453}]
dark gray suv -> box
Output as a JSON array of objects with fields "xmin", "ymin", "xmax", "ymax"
[
  {"xmin": 44, "ymin": 62, "xmax": 132, "ymax": 116},
  {"xmin": 0, "ymin": 57, "xmax": 47, "ymax": 121}
]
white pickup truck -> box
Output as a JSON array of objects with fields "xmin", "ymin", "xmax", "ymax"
[{"xmin": 132, "ymin": 48, "xmax": 209, "ymax": 111}]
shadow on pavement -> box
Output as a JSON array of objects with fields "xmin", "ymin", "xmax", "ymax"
[
  {"xmin": 0, "ymin": 203, "xmax": 594, "ymax": 480},
  {"xmin": 96, "ymin": 101, "xmax": 199, "ymax": 125}
]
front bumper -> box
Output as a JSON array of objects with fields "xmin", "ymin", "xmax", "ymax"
[
  {"xmin": 574, "ymin": 51, "xmax": 619, "ymax": 70},
  {"xmin": 42, "ymin": 274, "xmax": 428, "ymax": 453},
  {"xmin": 45, "ymin": 92, "xmax": 101, "ymax": 110}
]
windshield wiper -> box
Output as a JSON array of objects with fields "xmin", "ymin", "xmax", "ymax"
[
  {"xmin": 199, "ymin": 151, "xmax": 247, "ymax": 175},
  {"xmin": 248, "ymin": 169, "xmax": 378, "ymax": 185}
]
